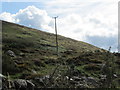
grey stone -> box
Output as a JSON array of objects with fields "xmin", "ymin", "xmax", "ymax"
[
  {"xmin": 14, "ymin": 79, "xmax": 35, "ymax": 89},
  {"xmin": 31, "ymin": 69, "xmax": 37, "ymax": 74},
  {"xmin": 26, "ymin": 80, "xmax": 35, "ymax": 89},
  {"xmin": 100, "ymin": 75, "xmax": 106, "ymax": 80},
  {"xmin": 7, "ymin": 50, "xmax": 16, "ymax": 57},
  {"xmin": 14, "ymin": 79, "xmax": 27, "ymax": 89},
  {"xmin": 71, "ymin": 76, "xmax": 82, "ymax": 81},
  {"xmin": 19, "ymin": 52, "xmax": 25, "ymax": 57},
  {"xmin": 87, "ymin": 77, "xmax": 98, "ymax": 84}
]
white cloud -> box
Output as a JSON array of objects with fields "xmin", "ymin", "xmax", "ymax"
[
  {"xmin": 0, "ymin": 2, "xmax": 118, "ymax": 51},
  {"xmin": 44, "ymin": 0, "xmax": 118, "ymax": 16},
  {"xmin": 0, "ymin": 12, "xmax": 15, "ymax": 22},
  {"xmin": 14, "ymin": 6, "xmax": 53, "ymax": 31},
  {"xmin": 0, "ymin": 6, "xmax": 53, "ymax": 32}
]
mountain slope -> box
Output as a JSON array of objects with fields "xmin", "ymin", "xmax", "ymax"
[
  {"xmin": 2, "ymin": 20, "xmax": 120, "ymax": 88},
  {"xmin": 2, "ymin": 20, "xmax": 103, "ymax": 52}
]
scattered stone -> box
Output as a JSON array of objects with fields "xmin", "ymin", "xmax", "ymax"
[
  {"xmin": 26, "ymin": 80, "xmax": 35, "ymax": 89},
  {"xmin": 100, "ymin": 75, "xmax": 106, "ymax": 80},
  {"xmin": 14, "ymin": 79, "xmax": 35, "ymax": 89},
  {"xmin": 81, "ymin": 76, "xmax": 87, "ymax": 81},
  {"xmin": 87, "ymin": 77, "xmax": 98, "ymax": 86},
  {"xmin": 72, "ymin": 76, "xmax": 82, "ymax": 81},
  {"xmin": 69, "ymin": 76, "xmax": 99, "ymax": 88},
  {"xmin": 34, "ymin": 75, "xmax": 50, "ymax": 86},
  {"xmin": 66, "ymin": 76, "xmax": 69, "ymax": 80},
  {"xmin": 19, "ymin": 52, "xmax": 25, "ymax": 57},
  {"xmin": 7, "ymin": 50, "xmax": 16, "ymax": 57},
  {"xmin": 31, "ymin": 70, "xmax": 37, "ymax": 74},
  {"xmin": 14, "ymin": 79, "xmax": 27, "ymax": 89},
  {"xmin": 75, "ymin": 83, "xmax": 89, "ymax": 88},
  {"xmin": 113, "ymin": 74, "xmax": 118, "ymax": 78}
]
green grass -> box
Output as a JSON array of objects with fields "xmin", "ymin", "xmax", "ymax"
[{"xmin": 2, "ymin": 20, "xmax": 120, "ymax": 88}]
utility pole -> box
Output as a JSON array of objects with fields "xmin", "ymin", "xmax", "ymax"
[
  {"xmin": 53, "ymin": 16, "xmax": 58, "ymax": 56},
  {"xmin": 50, "ymin": 16, "xmax": 59, "ymax": 81}
]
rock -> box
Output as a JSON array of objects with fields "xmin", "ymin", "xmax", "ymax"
[
  {"xmin": 66, "ymin": 76, "xmax": 69, "ymax": 80},
  {"xmin": 14, "ymin": 79, "xmax": 35, "ymax": 90},
  {"xmin": 2, "ymin": 75, "xmax": 35, "ymax": 89},
  {"xmin": 80, "ymin": 76, "xmax": 99, "ymax": 88},
  {"xmin": 26, "ymin": 80, "xmax": 35, "ymax": 90},
  {"xmin": 113, "ymin": 74, "xmax": 118, "ymax": 78},
  {"xmin": 7, "ymin": 50, "xmax": 16, "ymax": 57},
  {"xmin": 2, "ymin": 76, "xmax": 15, "ymax": 89},
  {"xmin": 14, "ymin": 79, "xmax": 27, "ymax": 89},
  {"xmin": 31, "ymin": 69, "xmax": 37, "ymax": 74},
  {"xmin": 19, "ymin": 52, "xmax": 25, "ymax": 57},
  {"xmin": 72, "ymin": 76, "xmax": 82, "ymax": 81},
  {"xmin": 70, "ymin": 76, "xmax": 82, "ymax": 85},
  {"xmin": 75, "ymin": 83, "xmax": 89, "ymax": 88},
  {"xmin": 34, "ymin": 75, "xmax": 50, "ymax": 86},
  {"xmin": 8, "ymin": 80, "xmax": 15, "ymax": 89},
  {"xmin": 35, "ymin": 77, "xmax": 45, "ymax": 86},
  {"xmin": 99, "ymin": 75, "xmax": 106, "ymax": 80},
  {"xmin": 81, "ymin": 76, "xmax": 97, "ymax": 83},
  {"xmin": 2, "ymin": 77, "xmax": 8, "ymax": 89},
  {"xmin": 87, "ymin": 77, "xmax": 98, "ymax": 84},
  {"xmin": 81, "ymin": 76, "xmax": 87, "ymax": 81},
  {"xmin": 43, "ymin": 75, "xmax": 50, "ymax": 79}
]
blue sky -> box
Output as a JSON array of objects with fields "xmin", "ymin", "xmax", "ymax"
[
  {"xmin": 2, "ymin": 2, "xmax": 45, "ymax": 14},
  {"xmin": 0, "ymin": 0, "xmax": 119, "ymax": 52}
]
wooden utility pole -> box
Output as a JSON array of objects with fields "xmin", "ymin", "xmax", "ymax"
[{"xmin": 53, "ymin": 16, "xmax": 58, "ymax": 56}]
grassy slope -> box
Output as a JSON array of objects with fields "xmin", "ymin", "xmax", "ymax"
[{"xmin": 2, "ymin": 20, "xmax": 120, "ymax": 87}]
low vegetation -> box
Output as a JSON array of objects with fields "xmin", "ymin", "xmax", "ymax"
[{"xmin": 2, "ymin": 20, "xmax": 120, "ymax": 88}]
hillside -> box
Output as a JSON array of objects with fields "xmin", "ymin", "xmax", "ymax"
[{"xmin": 2, "ymin": 20, "xmax": 120, "ymax": 88}]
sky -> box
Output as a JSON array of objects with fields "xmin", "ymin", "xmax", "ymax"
[{"xmin": 0, "ymin": 0, "xmax": 119, "ymax": 52}]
